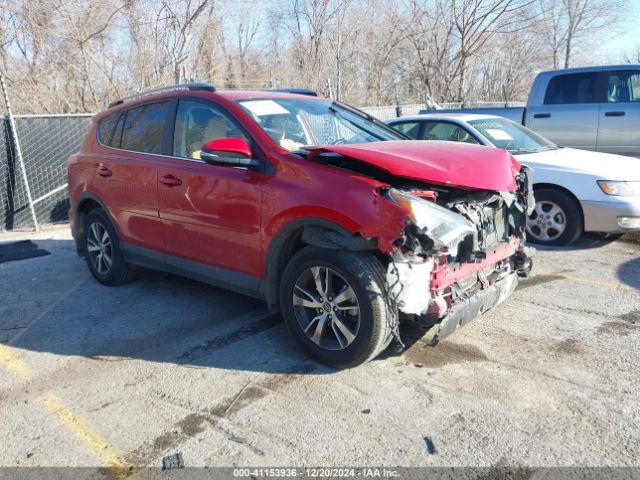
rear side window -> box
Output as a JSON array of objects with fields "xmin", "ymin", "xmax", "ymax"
[
  {"xmin": 607, "ymin": 70, "xmax": 640, "ymax": 102},
  {"xmin": 97, "ymin": 112, "xmax": 120, "ymax": 146},
  {"xmin": 120, "ymin": 102, "xmax": 171, "ymax": 154},
  {"xmin": 392, "ymin": 121, "xmax": 421, "ymax": 139},
  {"xmin": 544, "ymin": 73, "xmax": 598, "ymax": 104}
]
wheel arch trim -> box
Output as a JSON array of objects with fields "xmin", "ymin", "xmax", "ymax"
[
  {"xmin": 73, "ymin": 192, "xmax": 118, "ymax": 255},
  {"xmin": 264, "ymin": 217, "xmax": 377, "ymax": 311}
]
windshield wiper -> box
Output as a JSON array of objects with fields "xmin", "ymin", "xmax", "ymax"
[
  {"xmin": 510, "ymin": 145, "xmax": 557, "ymax": 154},
  {"xmin": 509, "ymin": 147, "xmax": 538, "ymax": 154}
]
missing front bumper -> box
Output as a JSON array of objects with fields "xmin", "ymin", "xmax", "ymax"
[{"xmin": 429, "ymin": 272, "xmax": 519, "ymax": 346}]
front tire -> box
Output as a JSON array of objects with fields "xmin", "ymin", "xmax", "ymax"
[
  {"xmin": 84, "ymin": 209, "xmax": 136, "ymax": 285},
  {"xmin": 527, "ymin": 188, "xmax": 583, "ymax": 246},
  {"xmin": 280, "ymin": 247, "xmax": 395, "ymax": 369}
]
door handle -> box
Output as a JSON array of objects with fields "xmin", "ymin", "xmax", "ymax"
[
  {"xmin": 605, "ymin": 111, "xmax": 625, "ymax": 117},
  {"xmin": 97, "ymin": 166, "xmax": 112, "ymax": 177},
  {"xmin": 533, "ymin": 113, "xmax": 551, "ymax": 119},
  {"xmin": 160, "ymin": 175, "xmax": 182, "ymax": 187}
]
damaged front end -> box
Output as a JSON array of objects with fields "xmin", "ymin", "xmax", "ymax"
[
  {"xmin": 304, "ymin": 142, "xmax": 535, "ymax": 345},
  {"xmin": 382, "ymin": 166, "xmax": 535, "ymax": 345}
]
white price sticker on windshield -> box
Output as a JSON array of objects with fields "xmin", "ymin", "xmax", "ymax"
[
  {"xmin": 240, "ymin": 100, "xmax": 289, "ymax": 116},
  {"xmin": 485, "ymin": 128, "xmax": 513, "ymax": 141}
]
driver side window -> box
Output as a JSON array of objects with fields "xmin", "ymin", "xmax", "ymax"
[
  {"xmin": 173, "ymin": 100, "xmax": 248, "ymax": 160},
  {"xmin": 422, "ymin": 122, "xmax": 478, "ymax": 144}
]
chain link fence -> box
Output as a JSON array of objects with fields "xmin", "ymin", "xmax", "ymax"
[
  {"xmin": 360, "ymin": 104, "xmax": 423, "ymax": 120},
  {"xmin": 0, "ymin": 114, "xmax": 92, "ymax": 231}
]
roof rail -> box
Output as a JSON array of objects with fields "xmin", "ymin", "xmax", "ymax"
[
  {"xmin": 108, "ymin": 82, "xmax": 216, "ymax": 108},
  {"xmin": 270, "ymin": 88, "xmax": 318, "ymax": 97}
]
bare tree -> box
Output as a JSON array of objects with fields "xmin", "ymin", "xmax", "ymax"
[
  {"xmin": 538, "ymin": 0, "xmax": 565, "ymax": 68},
  {"xmin": 0, "ymin": 0, "xmax": 631, "ymax": 113},
  {"xmin": 356, "ymin": 1, "xmax": 409, "ymax": 105},
  {"xmin": 476, "ymin": 29, "xmax": 545, "ymax": 100},
  {"xmin": 449, "ymin": 0, "xmax": 536, "ymax": 100},
  {"xmin": 537, "ymin": 0, "xmax": 624, "ymax": 69},
  {"xmin": 286, "ymin": 0, "xmax": 344, "ymax": 90},
  {"xmin": 402, "ymin": 0, "xmax": 457, "ymax": 103}
]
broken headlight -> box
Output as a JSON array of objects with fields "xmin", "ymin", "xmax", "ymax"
[{"xmin": 386, "ymin": 189, "xmax": 476, "ymax": 254}]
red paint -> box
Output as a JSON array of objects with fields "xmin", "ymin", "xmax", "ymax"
[
  {"xmin": 430, "ymin": 239, "xmax": 520, "ymax": 293},
  {"xmin": 305, "ymin": 141, "xmax": 518, "ymax": 192},
  {"xmin": 427, "ymin": 295, "xmax": 449, "ymax": 318},
  {"xmin": 202, "ymin": 137, "xmax": 252, "ymax": 158},
  {"xmin": 68, "ymin": 90, "xmax": 524, "ymax": 283},
  {"xmin": 79, "ymin": 150, "xmax": 165, "ymax": 252},
  {"xmin": 157, "ymin": 158, "xmax": 263, "ymax": 276}
]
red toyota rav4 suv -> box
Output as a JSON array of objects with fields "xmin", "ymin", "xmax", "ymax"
[{"xmin": 68, "ymin": 83, "xmax": 534, "ymax": 368}]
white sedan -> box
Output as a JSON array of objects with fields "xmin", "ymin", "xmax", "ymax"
[{"xmin": 386, "ymin": 114, "xmax": 640, "ymax": 246}]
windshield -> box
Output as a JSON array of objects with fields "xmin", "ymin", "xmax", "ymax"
[
  {"xmin": 236, "ymin": 97, "xmax": 403, "ymax": 151},
  {"xmin": 468, "ymin": 118, "xmax": 557, "ymax": 154}
]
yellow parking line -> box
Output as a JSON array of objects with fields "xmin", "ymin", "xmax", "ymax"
[
  {"xmin": 562, "ymin": 274, "xmax": 637, "ymax": 291},
  {"xmin": 1, "ymin": 346, "xmax": 133, "ymax": 476},
  {"xmin": 0, "ymin": 343, "xmax": 30, "ymax": 378},
  {"xmin": 39, "ymin": 392, "xmax": 129, "ymax": 478}
]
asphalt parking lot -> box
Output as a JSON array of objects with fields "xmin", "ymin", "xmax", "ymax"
[{"xmin": 1, "ymin": 226, "xmax": 639, "ymax": 471}]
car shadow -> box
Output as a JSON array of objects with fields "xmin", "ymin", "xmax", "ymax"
[
  {"xmin": 5, "ymin": 238, "xmax": 339, "ymax": 375},
  {"xmin": 616, "ymin": 256, "xmax": 640, "ymax": 290},
  {"xmin": 531, "ymin": 232, "xmax": 621, "ymax": 252}
]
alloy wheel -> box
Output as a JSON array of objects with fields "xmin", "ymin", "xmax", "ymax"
[
  {"xmin": 86, "ymin": 221, "xmax": 113, "ymax": 275},
  {"xmin": 292, "ymin": 266, "xmax": 361, "ymax": 351},
  {"xmin": 526, "ymin": 200, "xmax": 567, "ymax": 242}
]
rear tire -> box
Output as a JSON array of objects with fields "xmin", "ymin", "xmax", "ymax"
[
  {"xmin": 84, "ymin": 209, "xmax": 136, "ymax": 286},
  {"xmin": 280, "ymin": 246, "xmax": 395, "ymax": 369},
  {"xmin": 527, "ymin": 188, "xmax": 583, "ymax": 246}
]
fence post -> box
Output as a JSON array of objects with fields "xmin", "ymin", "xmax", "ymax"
[{"xmin": 0, "ymin": 73, "xmax": 39, "ymax": 231}]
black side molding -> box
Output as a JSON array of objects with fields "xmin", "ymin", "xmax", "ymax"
[{"xmin": 120, "ymin": 243, "xmax": 264, "ymax": 300}]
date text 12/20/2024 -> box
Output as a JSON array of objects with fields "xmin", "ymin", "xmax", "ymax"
[{"xmin": 233, "ymin": 468, "xmax": 400, "ymax": 478}]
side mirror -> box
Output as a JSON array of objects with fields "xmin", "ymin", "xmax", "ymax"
[{"xmin": 200, "ymin": 138, "xmax": 259, "ymax": 168}]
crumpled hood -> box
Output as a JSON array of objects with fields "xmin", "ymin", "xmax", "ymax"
[{"xmin": 305, "ymin": 140, "xmax": 518, "ymax": 192}]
